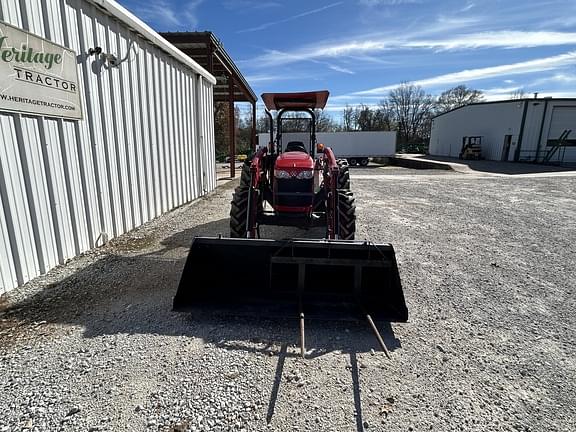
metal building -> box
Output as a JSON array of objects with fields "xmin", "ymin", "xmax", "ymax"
[
  {"xmin": 0, "ymin": 0, "xmax": 217, "ymax": 294},
  {"xmin": 429, "ymin": 98, "xmax": 576, "ymax": 163},
  {"xmin": 161, "ymin": 32, "xmax": 258, "ymax": 179}
]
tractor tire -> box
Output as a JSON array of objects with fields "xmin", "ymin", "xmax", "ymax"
[
  {"xmin": 240, "ymin": 160, "xmax": 252, "ymax": 185},
  {"xmin": 230, "ymin": 163, "xmax": 263, "ymax": 238},
  {"xmin": 337, "ymin": 159, "xmax": 351, "ymax": 190},
  {"xmin": 359, "ymin": 158, "xmax": 369, "ymax": 166},
  {"xmin": 338, "ymin": 190, "xmax": 356, "ymax": 240},
  {"xmin": 230, "ymin": 186, "xmax": 249, "ymax": 238}
]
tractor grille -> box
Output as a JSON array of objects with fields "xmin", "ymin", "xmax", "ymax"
[{"xmin": 275, "ymin": 178, "xmax": 314, "ymax": 208}]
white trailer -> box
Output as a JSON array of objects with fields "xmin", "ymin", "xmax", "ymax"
[{"xmin": 258, "ymin": 131, "xmax": 397, "ymax": 166}]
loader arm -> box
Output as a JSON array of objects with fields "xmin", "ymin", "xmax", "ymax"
[{"xmin": 321, "ymin": 147, "xmax": 339, "ymax": 239}]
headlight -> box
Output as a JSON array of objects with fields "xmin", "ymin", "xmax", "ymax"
[
  {"xmin": 274, "ymin": 169, "xmax": 291, "ymax": 179},
  {"xmin": 296, "ymin": 170, "xmax": 313, "ymax": 179}
]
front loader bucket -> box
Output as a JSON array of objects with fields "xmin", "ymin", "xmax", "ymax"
[{"xmin": 174, "ymin": 237, "xmax": 408, "ymax": 322}]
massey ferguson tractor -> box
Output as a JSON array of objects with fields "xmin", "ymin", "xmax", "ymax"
[
  {"xmin": 174, "ymin": 91, "xmax": 408, "ymax": 358},
  {"xmin": 230, "ymin": 90, "xmax": 354, "ymax": 240}
]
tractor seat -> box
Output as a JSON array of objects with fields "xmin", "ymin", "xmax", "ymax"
[{"xmin": 285, "ymin": 141, "xmax": 307, "ymax": 153}]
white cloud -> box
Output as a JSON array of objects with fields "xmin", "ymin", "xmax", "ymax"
[
  {"xmin": 536, "ymin": 73, "xmax": 576, "ymax": 84},
  {"xmin": 223, "ymin": 0, "xmax": 281, "ymax": 10},
  {"xmin": 355, "ymin": 51, "xmax": 576, "ymax": 95},
  {"xmin": 237, "ymin": 2, "xmax": 343, "ymax": 33},
  {"xmin": 244, "ymin": 74, "xmax": 308, "ymax": 83},
  {"xmin": 127, "ymin": 0, "xmax": 203, "ymax": 29},
  {"xmin": 328, "ymin": 65, "xmax": 355, "ymax": 74},
  {"xmin": 481, "ymin": 89, "xmax": 576, "ymax": 101},
  {"xmin": 478, "ymin": 86, "xmax": 523, "ymax": 101},
  {"xmin": 405, "ymin": 31, "xmax": 576, "ymax": 51},
  {"xmin": 246, "ymin": 31, "xmax": 576, "ymax": 68}
]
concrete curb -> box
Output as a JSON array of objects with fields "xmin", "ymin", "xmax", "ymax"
[{"xmin": 389, "ymin": 156, "xmax": 454, "ymax": 171}]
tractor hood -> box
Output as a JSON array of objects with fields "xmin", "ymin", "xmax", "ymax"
[{"xmin": 275, "ymin": 152, "xmax": 314, "ymax": 170}]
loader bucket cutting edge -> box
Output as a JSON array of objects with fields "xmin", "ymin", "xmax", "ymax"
[{"xmin": 174, "ymin": 237, "xmax": 408, "ymax": 322}]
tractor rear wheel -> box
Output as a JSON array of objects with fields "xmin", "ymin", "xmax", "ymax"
[
  {"xmin": 337, "ymin": 159, "xmax": 351, "ymax": 190},
  {"xmin": 338, "ymin": 191, "xmax": 356, "ymax": 240}
]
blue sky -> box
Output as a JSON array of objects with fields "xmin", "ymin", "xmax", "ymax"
[{"xmin": 118, "ymin": 0, "xmax": 576, "ymax": 115}]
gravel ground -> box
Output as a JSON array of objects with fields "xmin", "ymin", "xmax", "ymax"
[{"xmin": 1, "ymin": 165, "xmax": 575, "ymax": 432}]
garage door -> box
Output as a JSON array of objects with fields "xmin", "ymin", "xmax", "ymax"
[{"xmin": 548, "ymin": 106, "xmax": 576, "ymax": 143}]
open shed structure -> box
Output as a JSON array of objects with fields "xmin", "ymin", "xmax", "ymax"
[{"xmin": 161, "ymin": 32, "xmax": 258, "ymax": 178}]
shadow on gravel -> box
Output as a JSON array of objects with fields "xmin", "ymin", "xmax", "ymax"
[
  {"xmin": 265, "ymin": 343, "xmax": 369, "ymax": 432},
  {"xmin": 1, "ymin": 218, "xmax": 401, "ymax": 358}
]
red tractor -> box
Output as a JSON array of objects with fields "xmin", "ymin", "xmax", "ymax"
[
  {"xmin": 230, "ymin": 90, "xmax": 355, "ymax": 240},
  {"xmin": 174, "ymin": 91, "xmax": 408, "ymax": 358}
]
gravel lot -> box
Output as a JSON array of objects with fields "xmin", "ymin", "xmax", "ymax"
[{"xmin": 1, "ymin": 165, "xmax": 575, "ymax": 432}]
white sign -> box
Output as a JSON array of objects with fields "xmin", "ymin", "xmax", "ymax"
[{"xmin": 0, "ymin": 21, "xmax": 82, "ymax": 120}]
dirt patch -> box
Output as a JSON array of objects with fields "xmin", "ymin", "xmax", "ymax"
[{"xmin": 108, "ymin": 234, "xmax": 158, "ymax": 252}]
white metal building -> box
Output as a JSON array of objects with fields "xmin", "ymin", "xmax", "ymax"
[
  {"xmin": 0, "ymin": 0, "xmax": 217, "ymax": 294},
  {"xmin": 429, "ymin": 98, "xmax": 576, "ymax": 163}
]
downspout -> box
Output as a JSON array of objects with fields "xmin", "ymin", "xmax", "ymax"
[
  {"xmin": 514, "ymin": 100, "xmax": 529, "ymax": 162},
  {"xmin": 534, "ymin": 98, "xmax": 549, "ymax": 163}
]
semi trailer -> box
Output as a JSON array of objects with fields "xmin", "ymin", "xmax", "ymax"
[{"xmin": 258, "ymin": 130, "xmax": 397, "ymax": 166}]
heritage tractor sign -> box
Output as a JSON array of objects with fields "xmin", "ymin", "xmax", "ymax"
[{"xmin": 0, "ymin": 21, "xmax": 82, "ymax": 120}]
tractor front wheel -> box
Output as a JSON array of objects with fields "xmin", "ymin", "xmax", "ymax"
[
  {"xmin": 230, "ymin": 186, "xmax": 249, "ymax": 238},
  {"xmin": 230, "ymin": 162, "xmax": 254, "ymax": 238},
  {"xmin": 338, "ymin": 190, "xmax": 356, "ymax": 240},
  {"xmin": 230, "ymin": 162, "xmax": 262, "ymax": 238}
]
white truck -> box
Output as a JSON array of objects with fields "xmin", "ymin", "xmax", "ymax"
[{"xmin": 258, "ymin": 131, "xmax": 397, "ymax": 166}]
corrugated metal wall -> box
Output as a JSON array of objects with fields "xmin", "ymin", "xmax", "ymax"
[{"xmin": 0, "ymin": 0, "xmax": 216, "ymax": 294}]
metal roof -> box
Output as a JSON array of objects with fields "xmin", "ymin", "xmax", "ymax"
[
  {"xmin": 432, "ymin": 97, "xmax": 576, "ymax": 119},
  {"xmin": 261, "ymin": 91, "xmax": 330, "ymax": 111},
  {"xmin": 160, "ymin": 31, "xmax": 256, "ymax": 103},
  {"xmin": 90, "ymin": 1, "xmax": 216, "ymax": 85}
]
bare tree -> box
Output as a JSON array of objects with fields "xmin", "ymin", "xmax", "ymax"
[
  {"xmin": 316, "ymin": 110, "xmax": 339, "ymax": 132},
  {"xmin": 436, "ymin": 85, "xmax": 483, "ymax": 114},
  {"xmin": 349, "ymin": 104, "xmax": 393, "ymax": 131},
  {"xmin": 510, "ymin": 88, "xmax": 526, "ymax": 99},
  {"xmin": 374, "ymin": 100, "xmax": 393, "ymax": 131},
  {"xmin": 256, "ymin": 113, "xmax": 270, "ymax": 134},
  {"xmin": 388, "ymin": 83, "xmax": 435, "ymax": 144},
  {"xmin": 354, "ymin": 104, "xmax": 376, "ymax": 131},
  {"xmin": 342, "ymin": 105, "xmax": 355, "ymax": 131}
]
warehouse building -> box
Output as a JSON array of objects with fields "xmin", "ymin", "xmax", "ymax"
[
  {"xmin": 0, "ymin": 0, "xmax": 249, "ymax": 294},
  {"xmin": 429, "ymin": 98, "xmax": 576, "ymax": 164}
]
